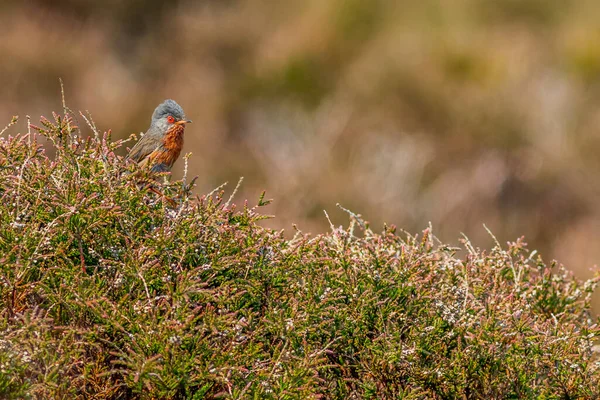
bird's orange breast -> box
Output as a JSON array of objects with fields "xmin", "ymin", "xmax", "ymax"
[{"xmin": 152, "ymin": 124, "xmax": 185, "ymax": 167}]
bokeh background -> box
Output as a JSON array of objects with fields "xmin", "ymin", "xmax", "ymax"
[{"xmin": 3, "ymin": 0, "xmax": 600, "ymax": 302}]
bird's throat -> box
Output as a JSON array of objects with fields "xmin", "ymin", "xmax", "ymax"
[{"xmin": 163, "ymin": 125, "xmax": 185, "ymax": 150}]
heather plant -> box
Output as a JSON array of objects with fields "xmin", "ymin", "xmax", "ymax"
[{"xmin": 1, "ymin": 109, "xmax": 600, "ymax": 399}]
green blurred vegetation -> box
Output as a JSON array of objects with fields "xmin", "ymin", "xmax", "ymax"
[{"xmin": 1, "ymin": 110, "xmax": 599, "ymax": 398}]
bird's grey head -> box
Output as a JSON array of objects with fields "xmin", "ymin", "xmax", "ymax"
[
  {"xmin": 148, "ymin": 99, "xmax": 191, "ymax": 133},
  {"xmin": 152, "ymin": 99, "xmax": 186, "ymax": 123}
]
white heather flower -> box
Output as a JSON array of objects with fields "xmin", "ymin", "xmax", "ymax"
[{"xmin": 168, "ymin": 336, "xmax": 182, "ymax": 345}]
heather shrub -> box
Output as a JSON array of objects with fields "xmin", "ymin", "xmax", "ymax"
[{"xmin": 1, "ymin": 110, "xmax": 600, "ymax": 399}]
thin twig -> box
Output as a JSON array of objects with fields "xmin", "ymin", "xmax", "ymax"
[{"xmin": 224, "ymin": 177, "xmax": 244, "ymax": 208}]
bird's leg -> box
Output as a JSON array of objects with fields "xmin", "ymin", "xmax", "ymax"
[{"xmin": 146, "ymin": 185, "xmax": 177, "ymax": 207}]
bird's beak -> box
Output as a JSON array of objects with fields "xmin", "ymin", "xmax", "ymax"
[{"xmin": 175, "ymin": 120, "xmax": 192, "ymax": 126}]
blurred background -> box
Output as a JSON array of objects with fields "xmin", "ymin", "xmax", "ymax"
[{"xmin": 3, "ymin": 0, "xmax": 600, "ymax": 302}]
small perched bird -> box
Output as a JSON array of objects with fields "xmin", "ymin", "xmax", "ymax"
[{"xmin": 128, "ymin": 99, "xmax": 192, "ymax": 172}]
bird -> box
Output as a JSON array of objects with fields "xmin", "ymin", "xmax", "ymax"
[{"xmin": 128, "ymin": 99, "xmax": 192, "ymax": 173}]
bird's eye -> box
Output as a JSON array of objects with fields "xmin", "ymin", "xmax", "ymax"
[{"xmin": 167, "ymin": 115, "xmax": 175, "ymax": 123}]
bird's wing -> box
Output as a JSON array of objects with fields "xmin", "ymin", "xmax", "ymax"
[{"xmin": 128, "ymin": 134, "xmax": 161, "ymax": 163}]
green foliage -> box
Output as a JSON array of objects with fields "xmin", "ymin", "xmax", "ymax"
[{"xmin": 1, "ymin": 111, "xmax": 600, "ymax": 399}]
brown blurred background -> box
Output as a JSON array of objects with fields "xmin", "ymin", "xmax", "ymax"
[{"xmin": 3, "ymin": 0, "xmax": 600, "ymax": 296}]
